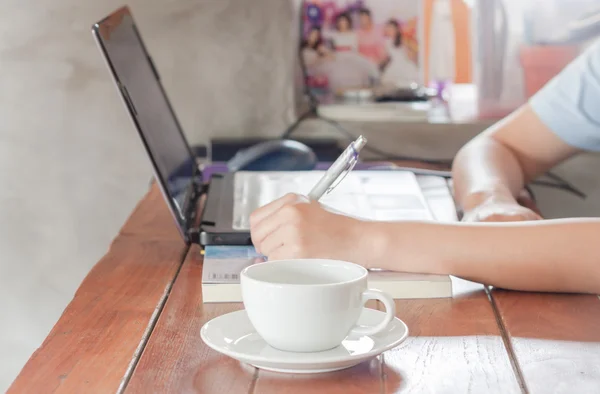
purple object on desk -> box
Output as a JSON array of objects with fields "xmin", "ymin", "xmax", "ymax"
[{"xmin": 200, "ymin": 163, "xmax": 229, "ymax": 183}]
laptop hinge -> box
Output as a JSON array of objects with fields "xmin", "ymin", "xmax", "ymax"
[
  {"xmin": 198, "ymin": 182, "xmax": 209, "ymax": 196},
  {"xmin": 188, "ymin": 228, "xmax": 200, "ymax": 244},
  {"xmin": 182, "ymin": 177, "xmax": 203, "ymax": 233},
  {"xmin": 185, "ymin": 176, "xmax": 211, "ymax": 245}
]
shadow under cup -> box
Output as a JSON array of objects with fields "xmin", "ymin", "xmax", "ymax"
[{"xmin": 240, "ymin": 259, "xmax": 395, "ymax": 353}]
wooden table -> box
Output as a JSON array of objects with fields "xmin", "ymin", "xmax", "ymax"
[{"xmin": 9, "ymin": 174, "xmax": 600, "ymax": 393}]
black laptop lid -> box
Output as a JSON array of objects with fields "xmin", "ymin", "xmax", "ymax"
[{"xmin": 93, "ymin": 6, "xmax": 199, "ymax": 242}]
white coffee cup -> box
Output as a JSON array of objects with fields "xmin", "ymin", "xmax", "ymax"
[{"xmin": 240, "ymin": 258, "xmax": 396, "ymax": 353}]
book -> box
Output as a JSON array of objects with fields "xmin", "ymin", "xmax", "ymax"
[{"xmin": 201, "ymin": 245, "xmax": 452, "ymax": 303}]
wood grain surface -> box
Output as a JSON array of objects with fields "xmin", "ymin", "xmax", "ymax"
[
  {"xmin": 379, "ymin": 279, "xmax": 521, "ymax": 394},
  {"xmin": 118, "ymin": 185, "xmax": 183, "ymax": 241},
  {"xmin": 491, "ymin": 290, "xmax": 600, "ymax": 394},
  {"xmin": 125, "ymin": 245, "xmax": 255, "ymax": 393},
  {"xmin": 8, "ymin": 186, "xmax": 187, "ymax": 393}
]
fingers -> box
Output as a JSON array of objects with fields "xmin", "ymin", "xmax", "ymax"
[
  {"xmin": 249, "ymin": 193, "xmax": 298, "ymax": 252},
  {"xmin": 251, "ymin": 203, "xmax": 305, "ymax": 253},
  {"xmin": 478, "ymin": 214, "xmax": 530, "ymax": 223},
  {"xmin": 259, "ymin": 224, "xmax": 303, "ymax": 258},
  {"xmin": 249, "ymin": 193, "xmax": 302, "ymax": 227},
  {"xmin": 466, "ymin": 210, "xmax": 541, "ymax": 223},
  {"xmin": 257, "ymin": 223, "xmax": 287, "ymax": 257},
  {"xmin": 462, "ymin": 199, "xmax": 544, "ymax": 223}
]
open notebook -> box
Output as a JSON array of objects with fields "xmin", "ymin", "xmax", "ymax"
[
  {"xmin": 202, "ymin": 172, "xmax": 455, "ymax": 303},
  {"xmin": 232, "ymin": 170, "xmax": 433, "ymax": 230}
]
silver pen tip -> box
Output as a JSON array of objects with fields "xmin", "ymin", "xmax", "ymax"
[{"xmin": 353, "ymin": 135, "xmax": 367, "ymax": 150}]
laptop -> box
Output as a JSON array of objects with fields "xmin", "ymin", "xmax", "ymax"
[{"xmin": 91, "ymin": 6, "xmax": 435, "ymax": 246}]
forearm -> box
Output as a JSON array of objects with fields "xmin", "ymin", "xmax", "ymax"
[
  {"xmin": 452, "ymin": 131, "xmax": 525, "ymax": 211},
  {"xmin": 452, "ymin": 104, "xmax": 581, "ymax": 212},
  {"xmin": 364, "ymin": 219, "xmax": 600, "ymax": 294},
  {"xmin": 452, "ymin": 105, "xmax": 556, "ymax": 211}
]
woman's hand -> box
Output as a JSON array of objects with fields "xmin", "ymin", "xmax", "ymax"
[
  {"xmin": 462, "ymin": 190, "xmax": 542, "ymax": 222},
  {"xmin": 462, "ymin": 201, "xmax": 542, "ymax": 222},
  {"xmin": 249, "ymin": 193, "xmax": 365, "ymax": 262}
]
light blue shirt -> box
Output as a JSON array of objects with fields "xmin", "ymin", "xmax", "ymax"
[{"xmin": 529, "ymin": 39, "xmax": 600, "ymax": 151}]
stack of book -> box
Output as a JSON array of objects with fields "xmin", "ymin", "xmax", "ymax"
[{"xmin": 201, "ymin": 245, "xmax": 453, "ymax": 303}]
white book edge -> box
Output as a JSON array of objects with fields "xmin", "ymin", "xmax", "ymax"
[{"xmin": 202, "ymin": 273, "xmax": 453, "ymax": 303}]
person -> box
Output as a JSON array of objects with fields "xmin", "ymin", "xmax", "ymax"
[
  {"xmin": 302, "ymin": 24, "xmax": 377, "ymax": 92},
  {"xmin": 301, "ymin": 26, "xmax": 333, "ymax": 68},
  {"xmin": 249, "ymin": 39, "xmax": 600, "ymax": 295},
  {"xmin": 328, "ymin": 12, "xmax": 358, "ymax": 52},
  {"xmin": 356, "ymin": 8, "xmax": 387, "ymax": 68},
  {"xmin": 380, "ymin": 19, "xmax": 419, "ymax": 87}
]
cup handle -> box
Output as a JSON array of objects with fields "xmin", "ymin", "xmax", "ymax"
[{"xmin": 349, "ymin": 288, "xmax": 396, "ymax": 336}]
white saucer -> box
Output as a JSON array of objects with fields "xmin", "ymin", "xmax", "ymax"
[{"xmin": 200, "ymin": 308, "xmax": 409, "ymax": 374}]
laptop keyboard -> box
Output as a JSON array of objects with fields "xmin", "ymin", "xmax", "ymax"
[{"xmin": 232, "ymin": 171, "xmax": 433, "ymax": 230}]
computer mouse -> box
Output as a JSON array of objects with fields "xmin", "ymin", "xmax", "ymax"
[{"xmin": 226, "ymin": 139, "xmax": 317, "ymax": 172}]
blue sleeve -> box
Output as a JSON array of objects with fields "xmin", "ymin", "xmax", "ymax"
[{"xmin": 529, "ymin": 40, "xmax": 600, "ymax": 152}]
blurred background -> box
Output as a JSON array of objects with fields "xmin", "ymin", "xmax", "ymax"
[{"xmin": 1, "ymin": 0, "xmax": 600, "ymax": 390}]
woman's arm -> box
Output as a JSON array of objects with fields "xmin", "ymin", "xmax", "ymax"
[
  {"xmin": 250, "ymin": 195, "xmax": 600, "ymax": 295},
  {"xmin": 452, "ymin": 40, "xmax": 600, "ymax": 218},
  {"xmin": 365, "ymin": 218, "xmax": 600, "ymax": 294},
  {"xmin": 452, "ymin": 104, "xmax": 580, "ymax": 216}
]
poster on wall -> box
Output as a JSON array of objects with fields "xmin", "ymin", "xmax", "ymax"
[{"xmin": 300, "ymin": 0, "xmax": 424, "ymax": 103}]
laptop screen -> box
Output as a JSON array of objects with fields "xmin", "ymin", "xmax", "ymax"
[{"xmin": 93, "ymin": 7, "xmax": 197, "ymax": 239}]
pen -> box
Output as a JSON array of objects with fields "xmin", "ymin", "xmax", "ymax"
[{"xmin": 307, "ymin": 135, "xmax": 367, "ymax": 200}]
